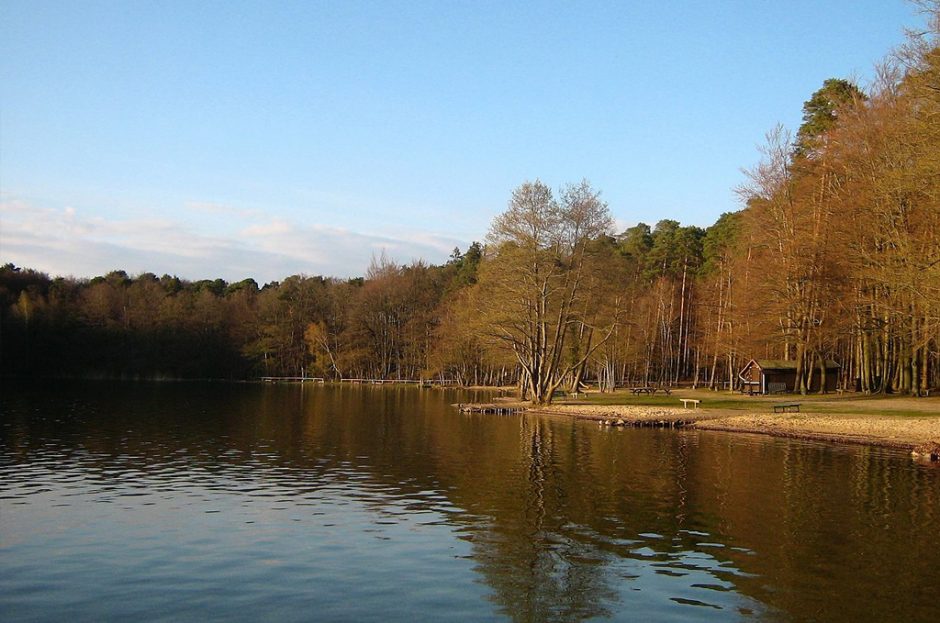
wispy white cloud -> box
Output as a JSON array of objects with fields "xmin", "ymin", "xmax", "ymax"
[
  {"xmin": 185, "ymin": 201, "xmax": 263, "ymax": 220},
  {"xmin": 0, "ymin": 198, "xmax": 466, "ymax": 282},
  {"xmin": 241, "ymin": 219, "xmax": 293, "ymax": 237}
]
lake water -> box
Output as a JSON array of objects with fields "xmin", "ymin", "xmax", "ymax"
[{"xmin": 1, "ymin": 383, "xmax": 938, "ymax": 622}]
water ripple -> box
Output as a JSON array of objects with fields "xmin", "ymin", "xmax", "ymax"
[{"xmin": 2, "ymin": 383, "xmax": 938, "ymax": 622}]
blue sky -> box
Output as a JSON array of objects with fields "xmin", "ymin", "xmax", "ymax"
[{"xmin": 0, "ymin": 0, "xmax": 926, "ymax": 282}]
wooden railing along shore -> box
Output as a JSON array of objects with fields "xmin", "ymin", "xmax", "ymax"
[{"xmin": 260, "ymin": 376, "xmax": 458, "ymax": 387}]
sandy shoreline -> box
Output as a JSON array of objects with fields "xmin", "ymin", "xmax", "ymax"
[
  {"xmin": 529, "ymin": 404, "xmax": 724, "ymax": 423},
  {"xmin": 694, "ymin": 413, "xmax": 940, "ymax": 450},
  {"xmin": 524, "ymin": 403, "xmax": 940, "ymax": 452}
]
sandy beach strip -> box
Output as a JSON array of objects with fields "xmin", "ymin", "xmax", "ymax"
[
  {"xmin": 524, "ymin": 403, "xmax": 940, "ymax": 450},
  {"xmin": 528, "ymin": 404, "xmax": 727, "ymax": 423},
  {"xmin": 694, "ymin": 412, "xmax": 940, "ymax": 449}
]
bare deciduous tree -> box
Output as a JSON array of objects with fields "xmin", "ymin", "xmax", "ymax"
[{"xmin": 475, "ymin": 180, "xmax": 621, "ymax": 404}]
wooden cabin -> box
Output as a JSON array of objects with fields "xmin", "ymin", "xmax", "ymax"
[{"xmin": 738, "ymin": 359, "xmax": 840, "ymax": 394}]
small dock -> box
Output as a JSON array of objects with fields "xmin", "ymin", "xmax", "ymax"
[{"xmin": 261, "ymin": 376, "xmax": 325, "ymax": 383}]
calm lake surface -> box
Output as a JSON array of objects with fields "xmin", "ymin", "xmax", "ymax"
[{"xmin": 2, "ymin": 383, "xmax": 938, "ymax": 622}]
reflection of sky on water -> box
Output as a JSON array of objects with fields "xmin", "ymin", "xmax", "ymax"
[
  {"xmin": 2, "ymin": 454, "xmax": 489, "ymax": 621},
  {"xmin": 1, "ymin": 383, "xmax": 937, "ymax": 622},
  {"xmin": 1, "ymin": 450, "xmax": 765, "ymax": 621}
]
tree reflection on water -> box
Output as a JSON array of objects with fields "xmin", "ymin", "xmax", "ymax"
[{"xmin": 2, "ymin": 383, "xmax": 937, "ymax": 622}]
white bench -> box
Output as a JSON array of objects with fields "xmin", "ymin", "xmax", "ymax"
[{"xmin": 680, "ymin": 399, "xmax": 701, "ymax": 409}]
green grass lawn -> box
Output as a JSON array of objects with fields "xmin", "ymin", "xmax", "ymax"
[{"xmin": 564, "ymin": 389, "xmax": 939, "ymax": 417}]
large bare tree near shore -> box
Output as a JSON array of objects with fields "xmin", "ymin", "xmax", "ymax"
[{"xmin": 475, "ymin": 180, "xmax": 621, "ymax": 404}]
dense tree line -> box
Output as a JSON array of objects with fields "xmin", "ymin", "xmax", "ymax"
[
  {"xmin": 0, "ymin": 249, "xmax": 482, "ymax": 382},
  {"xmin": 730, "ymin": 25, "xmax": 940, "ymax": 396},
  {"xmin": 3, "ymin": 9, "xmax": 938, "ymax": 400}
]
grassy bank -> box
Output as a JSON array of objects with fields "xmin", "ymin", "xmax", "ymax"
[
  {"xmin": 564, "ymin": 388, "xmax": 939, "ymax": 417},
  {"xmin": 535, "ymin": 389, "xmax": 940, "ymax": 451}
]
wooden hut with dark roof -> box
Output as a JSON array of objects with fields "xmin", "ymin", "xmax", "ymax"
[{"xmin": 738, "ymin": 359, "xmax": 840, "ymax": 394}]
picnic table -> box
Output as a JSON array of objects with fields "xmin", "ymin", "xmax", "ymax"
[
  {"xmin": 773, "ymin": 402, "xmax": 801, "ymax": 413},
  {"xmin": 630, "ymin": 387, "xmax": 672, "ymax": 396}
]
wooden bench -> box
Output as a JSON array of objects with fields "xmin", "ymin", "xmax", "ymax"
[
  {"xmin": 773, "ymin": 403, "xmax": 801, "ymax": 413},
  {"xmin": 680, "ymin": 398, "xmax": 700, "ymax": 409}
]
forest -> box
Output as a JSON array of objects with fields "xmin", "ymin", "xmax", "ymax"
[{"xmin": 3, "ymin": 15, "xmax": 938, "ymax": 401}]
